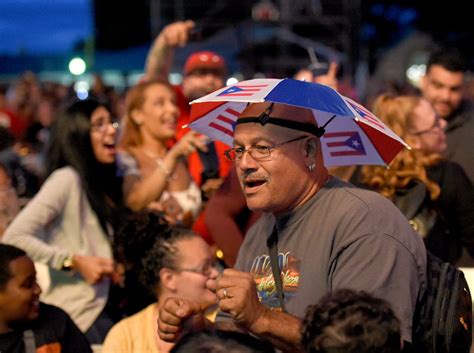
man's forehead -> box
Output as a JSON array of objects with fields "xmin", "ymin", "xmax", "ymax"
[
  {"xmin": 239, "ymin": 103, "xmax": 315, "ymax": 124},
  {"xmin": 427, "ymin": 65, "xmax": 464, "ymax": 85}
]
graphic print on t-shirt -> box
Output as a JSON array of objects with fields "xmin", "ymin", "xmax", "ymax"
[{"xmin": 249, "ymin": 251, "xmax": 300, "ymax": 310}]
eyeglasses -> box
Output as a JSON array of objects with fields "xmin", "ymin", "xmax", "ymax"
[
  {"xmin": 91, "ymin": 120, "xmax": 120, "ymax": 133},
  {"xmin": 410, "ymin": 115, "xmax": 443, "ymax": 136},
  {"xmin": 224, "ymin": 136, "xmax": 307, "ymax": 162},
  {"xmin": 176, "ymin": 261, "xmax": 218, "ymax": 277}
]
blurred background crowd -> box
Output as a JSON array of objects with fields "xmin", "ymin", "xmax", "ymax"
[{"xmin": 0, "ymin": 1, "xmax": 473, "ymax": 352}]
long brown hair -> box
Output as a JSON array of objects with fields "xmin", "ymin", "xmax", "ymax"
[
  {"xmin": 360, "ymin": 94, "xmax": 441, "ymax": 200},
  {"xmin": 119, "ymin": 79, "xmax": 174, "ymax": 151}
]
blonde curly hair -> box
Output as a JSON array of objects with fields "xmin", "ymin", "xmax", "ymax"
[{"xmin": 359, "ymin": 94, "xmax": 441, "ymax": 201}]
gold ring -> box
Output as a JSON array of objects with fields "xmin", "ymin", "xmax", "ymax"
[{"xmin": 223, "ymin": 288, "xmax": 228, "ymax": 299}]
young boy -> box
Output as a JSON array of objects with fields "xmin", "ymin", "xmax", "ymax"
[{"xmin": 0, "ymin": 244, "xmax": 92, "ymax": 353}]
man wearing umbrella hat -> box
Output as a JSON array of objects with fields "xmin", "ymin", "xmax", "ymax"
[{"xmin": 158, "ymin": 95, "xmax": 427, "ymax": 352}]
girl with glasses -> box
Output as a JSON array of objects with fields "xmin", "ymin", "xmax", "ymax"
[{"xmin": 3, "ymin": 98, "xmax": 124, "ymax": 344}]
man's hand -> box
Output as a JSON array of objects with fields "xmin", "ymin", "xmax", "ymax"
[
  {"xmin": 73, "ymin": 255, "xmax": 114, "ymax": 284},
  {"xmin": 158, "ymin": 297, "xmax": 203, "ymax": 342},
  {"xmin": 314, "ymin": 62, "xmax": 339, "ymax": 91},
  {"xmin": 145, "ymin": 20, "xmax": 195, "ymax": 81},
  {"xmin": 216, "ymin": 268, "xmax": 269, "ymax": 332},
  {"xmin": 157, "ymin": 20, "xmax": 195, "ymax": 49},
  {"xmin": 169, "ymin": 131, "xmax": 209, "ymax": 159},
  {"xmin": 201, "ymin": 178, "xmax": 224, "ymax": 199}
]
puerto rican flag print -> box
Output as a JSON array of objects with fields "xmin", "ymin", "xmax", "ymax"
[
  {"xmin": 323, "ymin": 131, "xmax": 367, "ymax": 157},
  {"xmin": 193, "ymin": 79, "xmax": 283, "ymax": 103},
  {"xmin": 189, "ymin": 78, "xmax": 410, "ymax": 166},
  {"xmin": 208, "ymin": 107, "xmax": 241, "ymax": 137},
  {"xmin": 217, "ymin": 84, "xmax": 269, "ymax": 97}
]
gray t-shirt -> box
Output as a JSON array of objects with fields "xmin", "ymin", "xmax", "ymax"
[{"xmin": 233, "ymin": 177, "xmax": 427, "ymax": 343}]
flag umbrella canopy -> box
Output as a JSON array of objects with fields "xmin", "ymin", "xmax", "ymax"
[{"xmin": 188, "ymin": 78, "xmax": 409, "ymax": 167}]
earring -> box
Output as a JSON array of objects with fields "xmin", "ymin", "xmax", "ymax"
[{"xmin": 308, "ymin": 163, "xmax": 316, "ymax": 172}]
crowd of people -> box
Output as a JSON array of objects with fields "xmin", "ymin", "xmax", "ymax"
[{"xmin": 0, "ymin": 19, "xmax": 473, "ymax": 353}]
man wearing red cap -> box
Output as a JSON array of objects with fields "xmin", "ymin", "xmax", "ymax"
[{"xmin": 143, "ymin": 20, "xmax": 232, "ymax": 240}]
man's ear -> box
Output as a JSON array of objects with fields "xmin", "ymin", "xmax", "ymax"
[
  {"xmin": 305, "ymin": 138, "xmax": 318, "ymax": 157},
  {"xmin": 420, "ymin": 74, "xmax": 428, "ymax": 92},
  {"xmin": 159, "ymin": 268, "xmax": 177, "ymax": 292}
]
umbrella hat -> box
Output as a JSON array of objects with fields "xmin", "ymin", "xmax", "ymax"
[{"xmin": 189, "ymin": 78, "xmax": 409, "ymax": 167}]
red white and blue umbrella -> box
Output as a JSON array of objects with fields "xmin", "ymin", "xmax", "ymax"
[{"xmin": 188, "ymin": 78, "xmax": 409, "ymax": 167}]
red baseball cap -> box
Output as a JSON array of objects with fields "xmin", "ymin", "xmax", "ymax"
[{"xmin": 183, "ymin": 51, "xmax": 226, "ymax": 76}]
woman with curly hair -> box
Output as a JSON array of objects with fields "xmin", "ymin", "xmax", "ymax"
[
  {"xmin": 359, "ymin": 94, "xmax": 474, "ymax": 265},
  {"xmin": 103, "ymin": 212, "xmax": 219, "ymax": 353}
]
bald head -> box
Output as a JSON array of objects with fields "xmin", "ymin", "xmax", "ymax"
[
  {"xmin": 240, "ymin": 102, "xmax": 316, "ymax": 124},
  {"xmin": 237, "ymin": 103, "xmax": 324, "ymax": 138}
]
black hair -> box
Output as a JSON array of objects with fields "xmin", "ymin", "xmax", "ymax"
[
  {"xmin": 170, "ymin": 329, "xmax": 276, "ymax": 353},
  {"xmin": 0, "ymin": 126, "xmax": 15, "ymax": 151},
  {"xmin": 0, "ymin": 244, "xmax": 27, "ymax": 290},
  {"xmin": 426, "ymin": 49, "xmax": 467, "ymax": 73},
  {"xmin": 302, "ymin": 289, "xmax": 401, "ymax": 353},
  {"xmin": 140, "ymin": 219, "xmax": 197, "ymax": 296},
  {"xmin": 45, "ymin": 98, "xmax": 123, "ymax": 233},
  {"xmin": 114, "ymin": 211, "xmax": 196, "ymax": 298}
]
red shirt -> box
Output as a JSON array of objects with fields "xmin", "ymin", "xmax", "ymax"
[
  {"xmin": 174, "ymin": 86, "xmax": 233, "ymax": 243},
  {"xmin": 174, "ymin": 85, "xmax": 232, "ymax": 185}
]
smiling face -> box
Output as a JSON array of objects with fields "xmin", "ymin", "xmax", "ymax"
[
  {"xmin": 233, "ymin": 103, "xmax": 322, "ymax": 215},
  {"xmin": 132, "ymin": 83, "xmax": 179, "ymax": 142},
  {"xmin": 409, "ymin": 98, "xmax": 447, "ymax": 154},
  {"xmin": 421, "ymin": 64, "xmax": 464, "ymax": 120},
  {"xmin": 0, "ymin": 256, "xmax": 41, "ymax": 330},
  {"xmin": 89, "ymin": 106, "xmax": 117, "ymax": 164},
  {"xmin": 182, "ymin": 68, "xmax": 225, "ymax": 102}
]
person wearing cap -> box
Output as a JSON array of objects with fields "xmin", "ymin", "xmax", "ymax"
[
  {"xmin": 144, "ymin": 20, "xmax": 231, "ymax": 188},
  {"xmin": 156, "ymin": 102, "xmax": 427, "ymax": 352},
  {"xmin": 143, "ymin": 20, "xmax": 233, "ymax": 243}
]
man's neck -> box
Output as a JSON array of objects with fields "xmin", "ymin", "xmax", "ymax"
[{"xmin": 273, "ymin": 170, "xmax": 330, "ymax": 218}]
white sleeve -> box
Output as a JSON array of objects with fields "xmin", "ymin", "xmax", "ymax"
[{"xmin": 2, "ymin": 168, "xmax": 77, "ymax": 270}]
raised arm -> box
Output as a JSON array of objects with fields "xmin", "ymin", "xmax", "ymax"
[
  {"xmin": 121, "ymin": 131, "xmax": 208, "ymax": 211},
  {"xmin": 144, "ymin": 20, "xmax": 195, "ymax": 82}
]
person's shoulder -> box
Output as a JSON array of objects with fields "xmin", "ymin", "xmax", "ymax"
[
  {"xmin": 322, "ymin": 177, "xmax": 396, "ymax": 214},
  {"xmin": 33, "ymin": 302, "xmax": 71, "ymax": 330},
  {"xmin": 112, "ymin": 303, "xmax": 154, "ymax": 331},
  {"xmin": 322, "ymin": 177, "xmax": 423, "ymax": 246},
  {"xmin": 428, "ymin": 159, "xmax": 471, "ymax": 183},
  {"xmin": 48, "ymin": 166, "xmax": 80, "ymax": 183},
  {"xmin": 456, "ymin": 101, "xmax": 474, "ymax": 124}
]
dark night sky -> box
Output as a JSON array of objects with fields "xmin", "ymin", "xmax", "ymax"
[
  {"xmin": 0, "ymin": 0, "xmax": 472, "ymax": 71},
  {"xmin": 0, "ymin": 0, "xmax": 92, "ymax": 54}
]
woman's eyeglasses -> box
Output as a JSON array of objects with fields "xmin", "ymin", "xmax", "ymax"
[
  {"xmin": 91, "ymin": 120, "xmax": 120, "ymax": 133},
  {"xmin": 175, "ymin": 261, "xmax": 218, "ymax": 277},
  {"xmin": 410, "ymin": 115, "xmax": 443, "ymax": 136}
]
